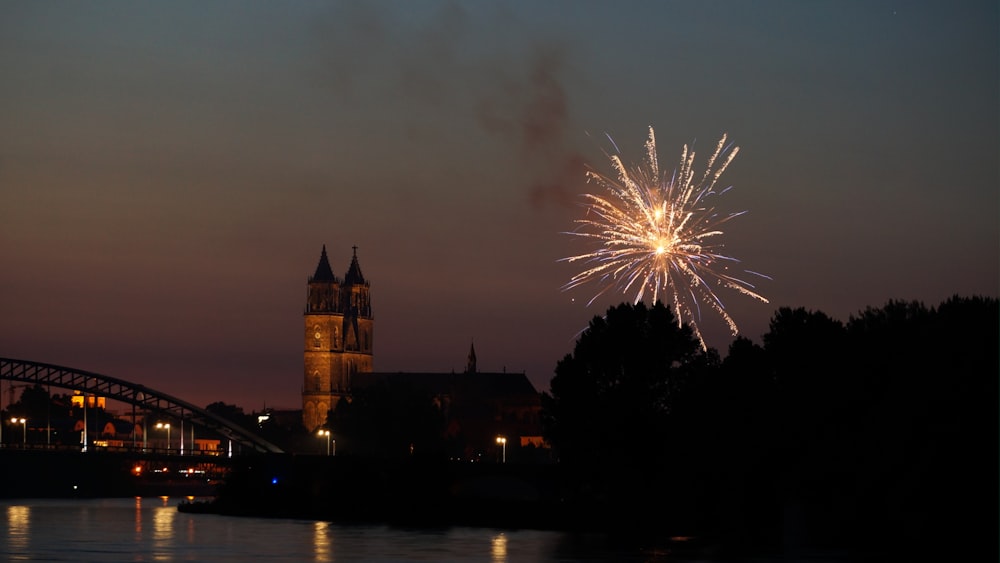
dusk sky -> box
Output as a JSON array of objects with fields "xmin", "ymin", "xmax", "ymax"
[{"xmin": 2, "ymin": 1, "xmax": 997, "ymax": 411}]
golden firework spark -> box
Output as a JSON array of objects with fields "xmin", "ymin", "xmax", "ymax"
[{"xmin": 561, "ymin": 126, "xmax": 770, "ymax": 349}]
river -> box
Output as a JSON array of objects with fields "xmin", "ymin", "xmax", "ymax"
[{"xmin": 1, "ymin": 497, "xmax": 695, "ymax": 562}]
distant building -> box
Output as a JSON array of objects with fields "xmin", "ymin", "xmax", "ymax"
[
  {"xmin": 301, "ymin": 246, "xmax": 546, "ymax": 458},
  {"xmin": 302, "ymin": 245, "xmax": 373, "ymax": 432},
  {"xmin": 354, "ymin": 362, "xmax": 545, "ymax": 461}
]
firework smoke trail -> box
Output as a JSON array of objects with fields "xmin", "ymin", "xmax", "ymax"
[{"xmin": 561, "ymin": 126, "xmax": 770, "ymax": 350}]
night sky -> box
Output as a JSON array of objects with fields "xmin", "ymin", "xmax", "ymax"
[{"xmin": 2, "ymin": 1, "xmax": 996, "ymax": 411}]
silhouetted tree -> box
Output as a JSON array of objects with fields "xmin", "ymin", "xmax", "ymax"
[
  {"xmin": 535, "ymin": 295, "xmax": 1000, "ymax": 555},
  {"xmin": 2, "ymin": 384, "xmax": 59, "ymax": 446},
  {"xmin": 540, "ymin": 300, "xmax": 717, "ymax": 535},
  {"xmin": 763, "ymin": 307, "xmax": 849, "ymax": 456},
  {"xmin": 649, "ymin": 332, "xmax": 792, "ymax": 548},
  {"xmin": 205, "ymin": 402, "xmax": 255, "ymax": 431},
  {"xmin": 10, "ymin": 383, "xmax": 52, "ymax": 420},
  {"xmin": 843, "ymin": 295, "xmax": 999, "ymax": 555}
]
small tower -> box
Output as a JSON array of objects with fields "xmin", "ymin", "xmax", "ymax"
[
  {"xmin": 465, "ymin": 340, "xmax": 477, "ymax": 374},
  {"xmin": 302, "ymin": 245, "xmax": 374, "ymax": 432}
]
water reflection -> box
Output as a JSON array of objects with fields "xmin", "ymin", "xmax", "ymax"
[
  {"xmin": 1, "ymin": 498, "xmax": 702, "ymax": 562},
  {"xmin": 152, "ymin": 497, "xmax": 177, "ymax": 561},
  {"xmin": 491, "ymin": 532, "xmax": 508, "ymax": 562},
  {"xmin": 182, "ymin": 507, "xmax": 197, "ymax": 545},
  {"xmin": 134, "ymin": 497, "xmax": 143, "ymax": 539},
  {"xmin": 313, "ymin": 521, "xmax": 332, "ymax": 562},
  {"xmin": 7, "ymin": 505, "xmax": 30, "ymax": 557}
]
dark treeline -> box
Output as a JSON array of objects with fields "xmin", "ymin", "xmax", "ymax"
[{"xmin": 541, "ymin": 294, "xmax": 998, "ymax": 558}]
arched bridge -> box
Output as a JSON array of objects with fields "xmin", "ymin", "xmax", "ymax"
[{"xmin": 0, "ymin": 357, "xmax": 283, "ymax": 454}]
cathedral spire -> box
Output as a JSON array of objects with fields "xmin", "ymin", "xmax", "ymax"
[
  {"xmin": 311, "ymin": 244, "xmax": 337, "ymax": 282},
  {"xmin": 466, "ymin": 340, "xmax": 477, "ymax": 373},
  {"xmin": 343, "ymin": 245, "xmax": 366, "ymax": 285}
]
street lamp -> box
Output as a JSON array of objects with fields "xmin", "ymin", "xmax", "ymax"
[
  {"xmin": 156, "ymin": 423, "xmax": 171, "ymax": 454},
  {"xmin": 11, "ymin": 418, "xmax": 26, "ymax": 448},
  {"xmin": 496, "ymin": 436, "xmax": 507, "ymax": 464},
  {"xmin": 317, "ymin": 429, "xmax": 332, "ymax": 456}
]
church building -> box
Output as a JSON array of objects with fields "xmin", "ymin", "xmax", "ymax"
[
  {"xmin": 301, "ymin": 245, "xmax": 546, "ymax": 460},
  {"xmin": 302, "ymin": 245, "xmax": 373, "ymax": 432}
]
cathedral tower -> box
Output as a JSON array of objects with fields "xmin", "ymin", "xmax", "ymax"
[{"xmin": 302, "ymin": 245, "xmax": 373, "ymax": 432}]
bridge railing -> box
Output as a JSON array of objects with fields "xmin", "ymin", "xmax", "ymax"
[{"xmin": 0, "ymin": 441, "xmax": 232, "ymax": 458}]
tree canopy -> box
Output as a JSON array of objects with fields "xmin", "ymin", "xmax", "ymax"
[
  {"xmin": 540, "ymin": 300, "xmax": 718, "ymax": 524},
  {"xmin": 540, "ymin": 295, "xmax": 998, "ymax": 557}
]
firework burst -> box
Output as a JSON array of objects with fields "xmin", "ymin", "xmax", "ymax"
[{"xmin": 561, "ymin": 126, "xmax": 770, "ymax": 349}]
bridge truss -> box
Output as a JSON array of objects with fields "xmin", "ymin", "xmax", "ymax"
[{"xmin": 0, "ymin": 357, "xmax": 283, "ymax": 454}]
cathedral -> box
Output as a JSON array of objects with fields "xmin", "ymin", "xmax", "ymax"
[
  {"xmin": 301, "ymin": 245, "xmax": 373, "ymax": 432},
  {"xmin": 301, "ymin": 245, "xmax": 545, "ymax": 460}
]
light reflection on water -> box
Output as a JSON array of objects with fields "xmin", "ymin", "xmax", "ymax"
[
  {"xmin": 133, "ymin": 497, "xmax": 142, "ymax": 538},
  {"xmin": 152, "ymin": 497, "xmax": 176, "ymax": 561},
  {"xmin": 6, "ymin": 505, "xmax": 29, "ymax": 558},
  {"xmin": 313, "ymin": 521, "xmax": 332, "ymax": 563},
  {"xmin": 0, "ymin": 497, "xmax": 672, "ymax": 562},
  {"xmin": 492, "ymin": 532, "xmax": 508, "ymax": 562}
]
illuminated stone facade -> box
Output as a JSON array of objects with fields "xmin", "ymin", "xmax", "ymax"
[{"xmin": 302, "ymin": 245, "xmax": 373, "ymax": 432}]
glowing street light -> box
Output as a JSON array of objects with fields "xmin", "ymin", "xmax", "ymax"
[
  {"xmin": 156, "ymin": 423, "xmax": 171, "ymax": 454},
  {"xmin": 11, "ymin": 418, "xmax": 26, "ymax": 448},
  {"xmin": 317, "ymin": 429, "xmax": 334, "ymax": 456},
  {"xmin": 496, "ymin": 436, "xmax": 507, "ymax": 464}
]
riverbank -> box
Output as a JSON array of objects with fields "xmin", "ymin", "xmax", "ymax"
[
  {"xmin": 177, "ymin": 454, "xmax": 990, "ymax": 562},
  {"xmin": 0, "ymin": 448, "xmax": 224, "ymax": 498},
  {"xmin": 178, "ymin": 455, "xmax": 696, "ymax": 545}
]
